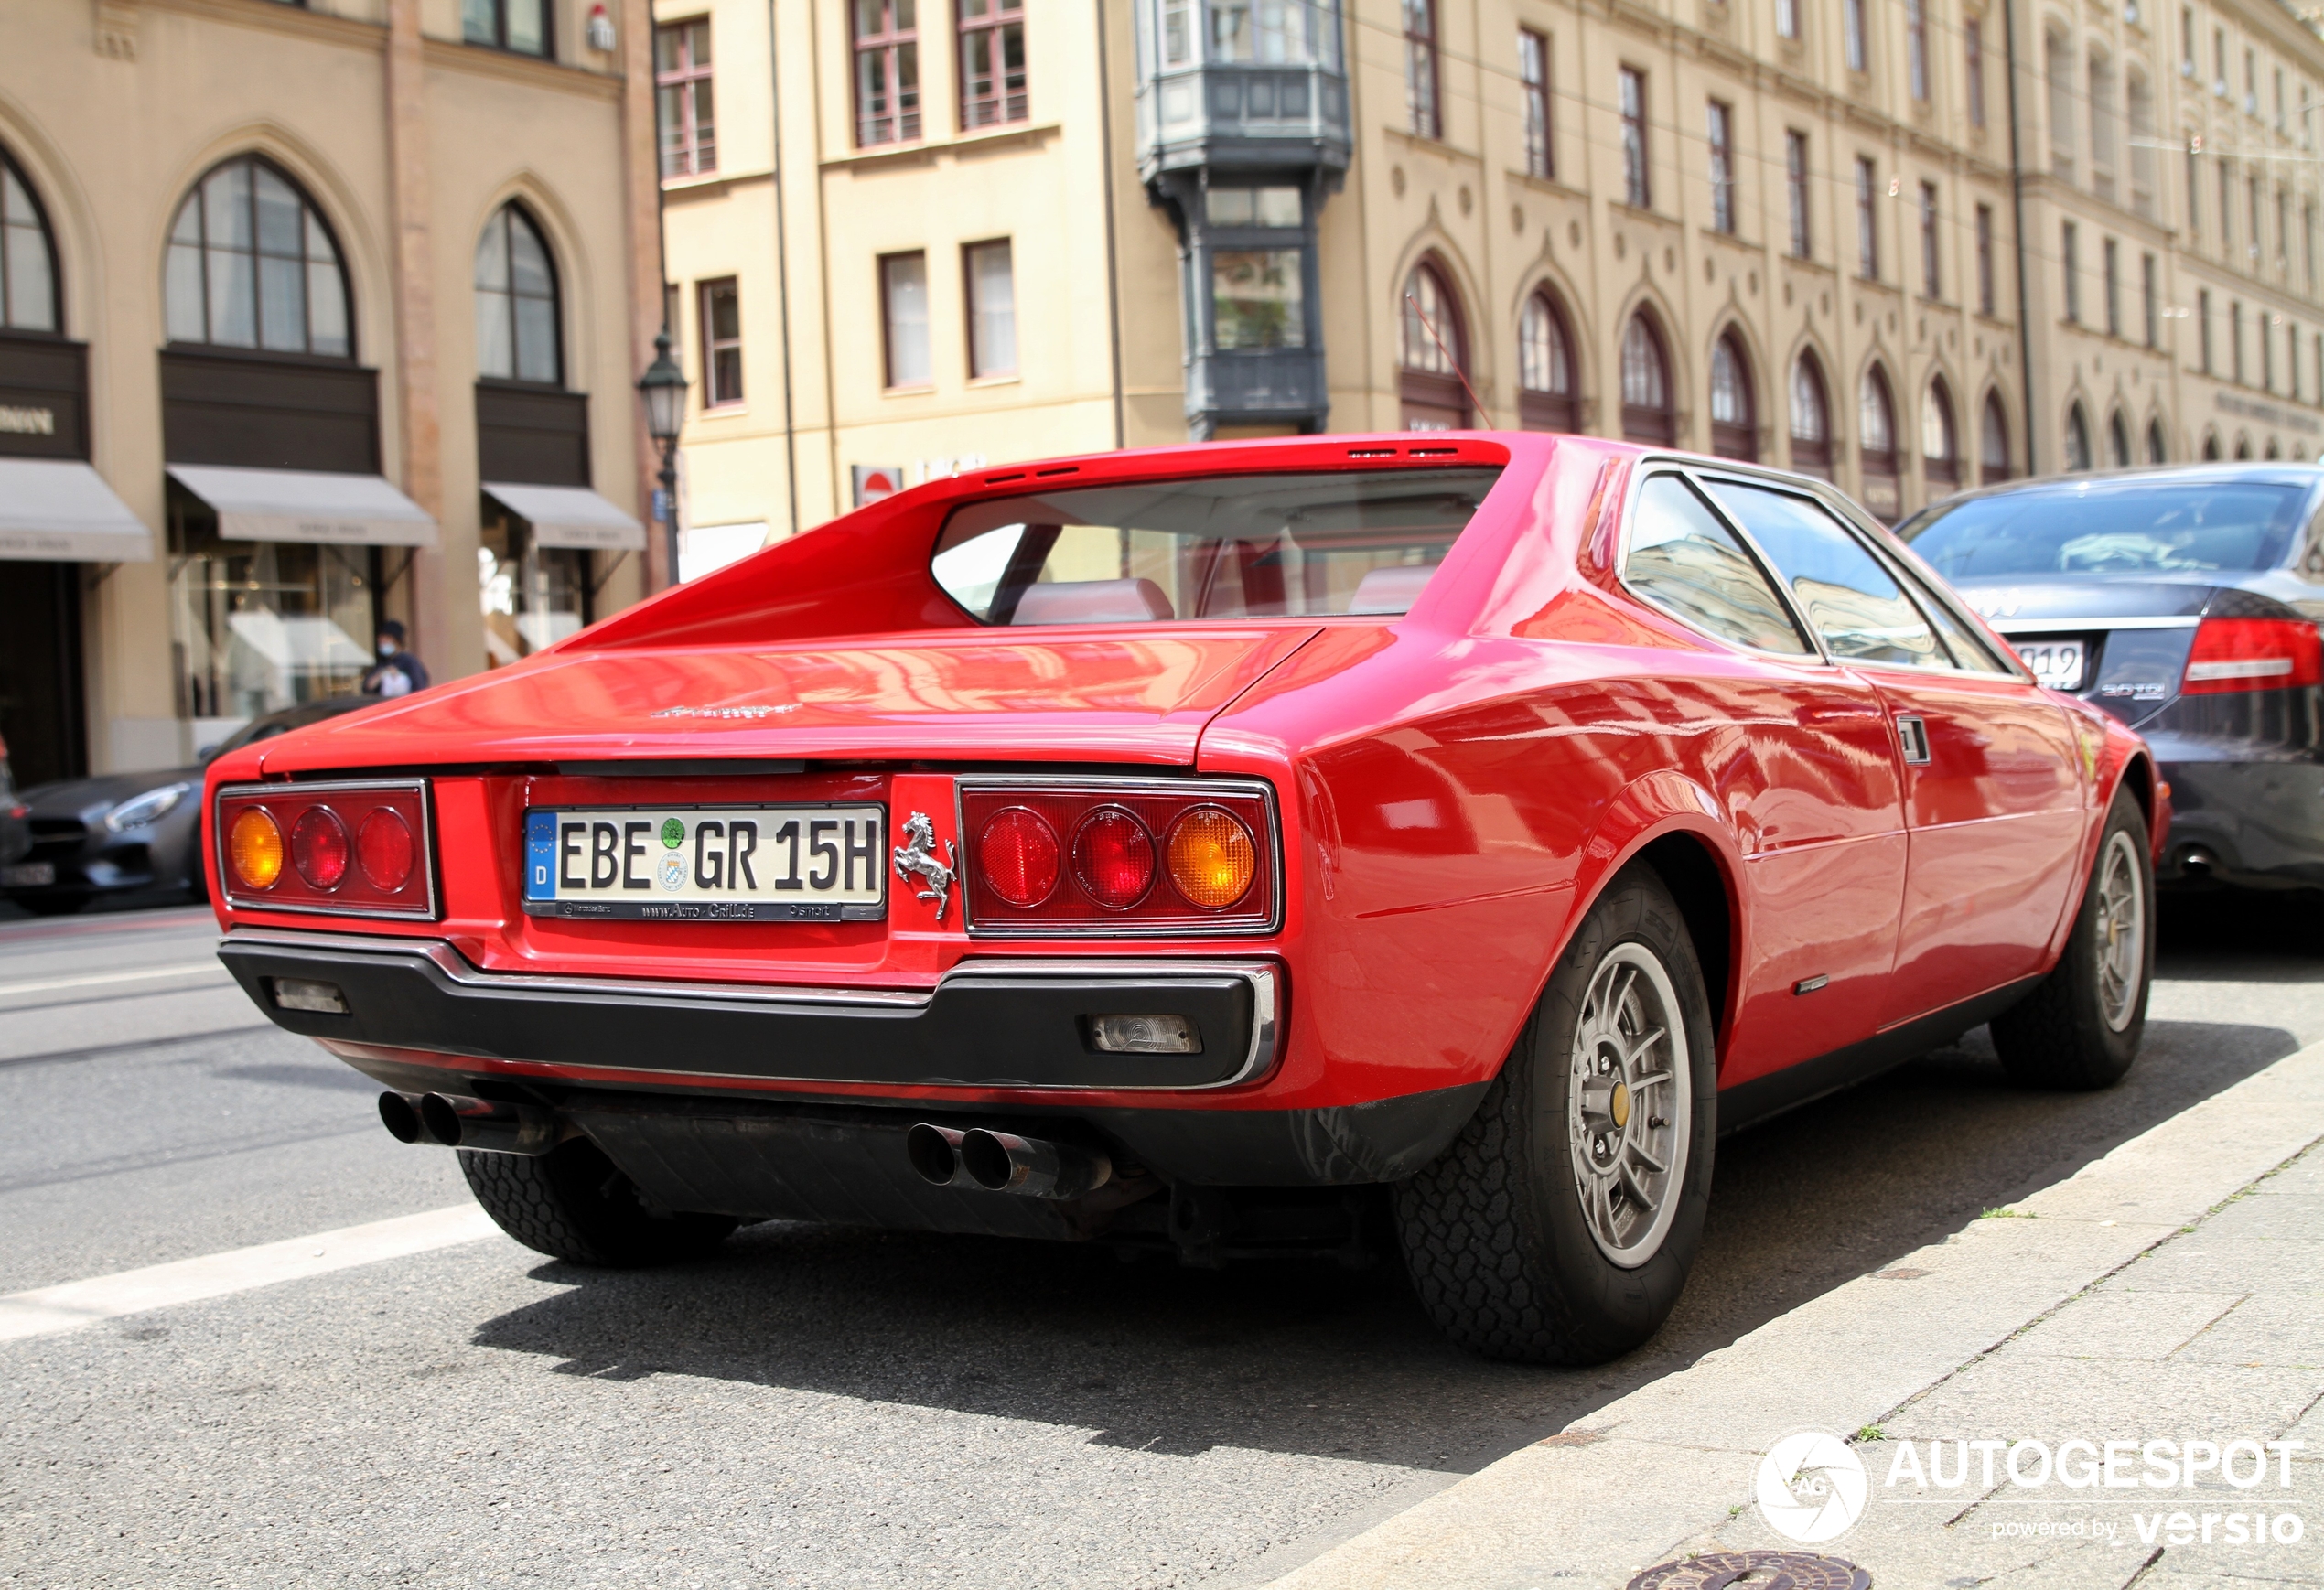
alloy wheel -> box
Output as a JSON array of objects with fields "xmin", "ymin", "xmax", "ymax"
[
  {"xmin": 2094, "ymin": 828, "xmax": 2146, "ymax": 1033},
  {"xmin": 1566, "ymin": 941, "xmax": 1693, "ymax": 1267}
]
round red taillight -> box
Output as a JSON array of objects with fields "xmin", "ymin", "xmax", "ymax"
[
  {"xmin": 357, "ymin": 808, "xmax": 416, "ymax": 892},
  {"xmin": 289, "ymin": 806, "xmax": 350, "ymax": 890},
  {"xmin": 1071, "ymin": 808, "xmax": 1156, "ymax": 909},
  {"xmin": 977, "ymin": 807, "xmax": 1060, "ymax": 908}
]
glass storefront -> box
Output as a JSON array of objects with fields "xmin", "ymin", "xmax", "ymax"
[
  {"xmin": 168, "ymin": 488, "xmax": 377, "ymax": 745},
  {"xmin": 479, "ymin": 497, "xmax": 590, "ymax": 667}
]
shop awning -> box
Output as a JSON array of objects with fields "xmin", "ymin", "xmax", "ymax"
[
  {"xmin": 167, "ymin": 464, "xmax": 438, "ymax": 547},
  {"xmin": 0, "ymin": 457, "xmax": 155, "ymax": 562},
  {"xmin": 481, "ymin": 482, "xmax": 648, "ymax": 551}
]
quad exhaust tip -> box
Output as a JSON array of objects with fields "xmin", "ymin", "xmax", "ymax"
[{"xmin": 906, "ymin": 1123, "xmax": 1112, "ymax": 1200}]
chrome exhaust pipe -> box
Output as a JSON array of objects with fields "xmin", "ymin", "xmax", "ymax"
[
  {"xmin": 906, "ymin": 1123, "xmax": 970, "ymax": 1187},
  {"xmin": 957, "ymin": 1128, "xmax": 1112, "ymax": 1200},
  {"xmin": 378, "ymin": 1090, "xmax": 426, "ymax": 1144},
  {"xmin": 416, "ymin": 1092, "xmax": 558, "ymax": 1156}
]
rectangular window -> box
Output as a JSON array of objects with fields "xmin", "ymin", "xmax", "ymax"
[
  {"xmin": 1621, "ymin": 69, "xmax": 1651, "ymax": 209},
  {"xmin": 1977, "ymin": 203, "xmax": 1996, "ymax": 315},
  {"xmin": 1788, "ymin": 132, "xmax": 1811, "ymax": 257},
  {"xmin": 2233, "ymin": 300, "xmax": 2245, "ymax": 383},
  {"xmin": 959, "ymin": 0, "xmax": 1027, "ymax": 130},
  {"xmin": 1777, "ymin": 0, "xmax": 1799, "ymax": 39},
  {"xmin": 1965, "ymin": 19, "xmax": 1985, "ymax": 127},
  {"xmin": 2061, "ymin": 222, "xmax": 2079, "ymax": 322},
  {"xmin": 463, "ymin": 0, "xmax": 548, "ymax": 56},
  {"xmin": 2182, "ymin": 6, "xmax": 2196, "ymax": 74},
  {"xmin": 2265, "ymin": 312, "xmax": 2276, "ymax": 390},
  {"xmin": 2103, "ymin": 238, "xmax": 2120, "ymax": 337},
  {"xmin": 853, "ymin": 0, "xmax": 920, "ymax": 148},
  {"xmin": 2252, "ymin": 175, "xmax": 2265, "ymax": 262},
  {"xmin": 2143, "ymin": 252, "xmax": 2158, "ymax": 347},
  {"xmin": 655, "ymin": 19, "xmax": 715, "ymax": 179},
  {"xmin": 1211, "ymin": 248, "xmax": 1306, "ymax": 349},
  {"xmin": 1907, "ymin": 0, "xmax": 1928, "ymax": 100},
  {"xmin": 2308, "ymin": 202, "xmax": 2319, "ymax": 291},
  {"xmin": 2220, "ymin": 158, "xmax": 2234, "ymax": 247},
  {"xmin": 2187, "ymin": 146, "xmax": 2200, "ymax": 236},
  {"xmin": 699, "ymin": 277, "xmax": 742, "ymax": 406},
  {"xmin": 964, "ymin": 239, "xmax": 1017, "ymax": 376},
  {"xmin": 1160, "ymin": 0, "xmax": 1192, "ymax": 66},
  {"xmin": 1520, "ymin": 30, "xmax": 1552, "ymax": 181},
  {"xmin": 2292, "ymin": 322, "xmax": 2301, "ymax": 403},
  {"xmin": 2277, "ymin": 67, "xmax": 2286, "ymax": 129},
  {"xmin": 880, "ymin": 251, "xmax": 930, "ymax": 388},
  {"xmin": 2200, "ymin": 287, "xmax": 2213, "ymax": 371},
  {"xmin": 1920, "ymin": 181, "xmax": 1940, "ymax": 297},
  {"xmin": 1856, "ymin": 156, "xmax": 1878, "ymax": 278},
  {"xmin": 2279, "ymin": 187, "xmax": 2290, "ymax": 267},
  {"xmin": 1845, "ymin": 0, "xmax": 1867, "ymax": 73},
  {"xmin": 1708, "ymin": 102, "xmax": 1736, "ymax": 233},
  {"xmin": 1404, "ymin": 0, "xmax": 1440, "ymax": 142}
]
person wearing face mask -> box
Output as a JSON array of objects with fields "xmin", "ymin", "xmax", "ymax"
[{"xmin": 360, "ymin": 619, "xmax": 432, "ymax": 699}]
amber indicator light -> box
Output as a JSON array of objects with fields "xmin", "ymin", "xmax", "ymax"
[
  {"xmin": 1165, "ymin": 808, "xmax": 1256, "ymax": 909},
  {"xmin": 229, "ymin": 808, "xmax": 285, "ymax": 890}
]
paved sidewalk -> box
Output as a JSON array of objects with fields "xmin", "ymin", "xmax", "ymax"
[{"xmin": 1267, "ymin": 1043, "xmax": 2324, "ymax": 1590}]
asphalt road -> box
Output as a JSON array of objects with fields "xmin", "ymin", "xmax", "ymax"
[{"xmin": 2, "ymin": 893, "xmax": 2320, "ymax": 1588}]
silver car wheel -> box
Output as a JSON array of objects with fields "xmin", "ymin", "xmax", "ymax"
[
  {"xmin": 1566, "ymin": 941, "xmax": 1693, "ymax": 1268},
  {"xmin": 2095, "ymin": 828, "xmax": 2146, "ymax": 1034}
]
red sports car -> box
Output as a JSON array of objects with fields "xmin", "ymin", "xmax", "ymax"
[{"xmin": 203, "ymin": 435, "xmax": 2161, "ymax": 1364}]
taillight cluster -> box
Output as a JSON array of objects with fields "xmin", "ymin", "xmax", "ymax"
[
  {"xmin": 958, "ymin": 781, "xmax": 1277, "ymax": 934},
  {"xmin": 2181, "ymin": 617, "xmax": 2324, "ymax": 695},
  {"xmin": 214, "ymin": 779, "xmax": 436, "ymax": 918}
]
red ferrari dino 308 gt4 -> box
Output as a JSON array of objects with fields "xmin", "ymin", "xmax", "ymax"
[{"xmin": 204, "ymin": 433, "xmax": 2161, "ymax": 1364}]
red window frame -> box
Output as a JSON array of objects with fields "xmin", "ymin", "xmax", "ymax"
[
  {"xmin": 656, "ymin": 18, "xmax": 715, "ymax": 178},
  {"xmin": 958, "ymin": 0, "xmax": 1027, "ymax": 131},
  {"xmin": 699, "ymin": 276, "xmax": 742, "ymax": 407},
  {"xmin": 853, "ymin": 0, "xmax": 921, "ymax": 148},
  {"xmin": 1404, "ymin": 0, "xmax": 1440, "ymax": 141}
]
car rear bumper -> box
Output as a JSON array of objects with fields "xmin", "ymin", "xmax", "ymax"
[
  {"xmin": 2157, "ymin": 755, "xmax": 2324, "ymax": 888},
  {"xmin": 218, "ymin": 929, "xmax": 1279, "ymax": 1091}
]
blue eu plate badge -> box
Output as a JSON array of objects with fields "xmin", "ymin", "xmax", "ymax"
[{"xmin": 525, "ymin": 811, "xmax": 558, "ymax": 900}]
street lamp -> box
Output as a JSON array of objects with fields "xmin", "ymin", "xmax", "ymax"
[{"xmin": 637, "ymin": 328, "xmax": 688, "ymax": 589}]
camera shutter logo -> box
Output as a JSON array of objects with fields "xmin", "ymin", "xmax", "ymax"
[{"xmin": 1757, "ymin": 1432, "xmax": 1869, "ymax": 1543}]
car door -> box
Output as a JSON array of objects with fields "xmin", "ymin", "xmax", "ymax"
[
  {"xmin": 1707, "ymin": 480, "xmax": 2084, "ymax": 1028},
  {"xmin": 1620, "ymin": 469, "xmax": 1909, "ymax": 1084}
]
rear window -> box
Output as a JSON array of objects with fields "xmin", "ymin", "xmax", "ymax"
[
  {"xmin": 1901, "ymin": 481, "xmax": 2310, "ymax": 578},
  {"xmin": 931, "ymin": 467, "xmax": 1502, "ymax": 624}
]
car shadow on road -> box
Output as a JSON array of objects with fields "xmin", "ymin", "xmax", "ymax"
[{"xmin": 468, "ymin": 1008, "xmax": 2296, "ymax": 1477}]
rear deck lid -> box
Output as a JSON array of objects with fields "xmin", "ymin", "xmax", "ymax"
[{"xmin": 1955, "ymin": 578, "xmax": 2213, "ymax": 726}]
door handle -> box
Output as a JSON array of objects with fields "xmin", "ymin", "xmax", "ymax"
[{"xmin": 1895, "ymin": 714, "xmax": 1932, "ymax": 765}]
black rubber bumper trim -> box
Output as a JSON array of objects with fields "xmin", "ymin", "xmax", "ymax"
[{"xmin": 215, "ymin": 929, "xmax": 1276, "ymax": 1090}]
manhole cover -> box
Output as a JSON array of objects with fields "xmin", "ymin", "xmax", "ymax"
[{"xmin": 1627, "ymin": 1550, "xmax": 1870, "ymax": 1590}]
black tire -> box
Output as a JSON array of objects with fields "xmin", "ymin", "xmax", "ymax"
[
  {"xmin": 1990, "ymin": 785, "xmax": 2153, "ymax": 1090},
  {"xmin": 1393, "ymin": 863, "xmax": 1718, "ymax": 1365},
  {"xmin": 459, "ymin": 1138, "xmax": 738, "ymax": 1266}
]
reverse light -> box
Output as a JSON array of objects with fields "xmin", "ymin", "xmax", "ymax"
[
  {"xmin": 2181, "ymin": 617, "xmax": 2324, "ymax": 694},
  {"xmin": 957, "ymin": 780, "xmax": 1277, "ymax": 934},
  {"xmin": 215, "ymin": 779, "xmax": 435, "ymax": 918},
  {"xmin": 1165, "ymin": 808, "xmax": 1257, "ymax": 909},
  {"xmin": 1088, "ymin": 1013, "xmax": 1200, "ymax": 1054},
  {"xmin": 228, "ymin": 808, "xmax": 284, "ymax": 890},
  {"xmin": 1071, "ymin": 808, "xmax": 1157, "ymax": 908}
]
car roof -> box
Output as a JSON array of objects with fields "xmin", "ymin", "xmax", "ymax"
[{"xmin": 1910, "ymin": 461, "xmax": 2324, "ymax": 514}]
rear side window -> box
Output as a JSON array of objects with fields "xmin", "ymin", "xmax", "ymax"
[
  {"xmin": 1708, "ymin": 482, "xmax": 1944, "ymax": 668},
  {"xmin": 931, "ymin": 467, "xmax": 1501, "ymax": 623},
  {"xmin": 1622, "ymin": 474, "xmax": 1812, "ymax": 655}
]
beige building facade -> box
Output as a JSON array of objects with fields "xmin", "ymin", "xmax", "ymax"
[
  {"xmin": 0, "ymin": 0, "xmax": 667, "ymax": 787},
  {"xmin": 652, "ymin": 0, "xmax": 2324, "ymax": 568}
]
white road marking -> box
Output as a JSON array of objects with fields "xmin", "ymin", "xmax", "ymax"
[
  {"xmin": 0, "ymin": 1205, "xmax": 501, "ymax": 1343},
  {"xmin": 0, "ymin": 962, "xmax": 228, "ymax": 997}
]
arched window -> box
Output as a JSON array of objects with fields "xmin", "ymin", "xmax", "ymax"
[
  {"xmin": 165, "ymin": 155, "xmax": 350, "ymax": 357},
  {"xmin": 2203, "ymin": 431, "xmax": 2222, "ymax": 460},
  {"xmin": 1791, "ymin": 350, "xmax": 1832, "ymax": 478},
  {"xmin": 1, "ymin": 147, "xmax": 59, "ymax": 333},
  {"xmin": 2234, "ymin": 433, "xmax": 2252, "ymax": 460},
  {"xmin": 2064, "ymin": 403, "xmax": 2093, "ymax": 470},
  {"xmin": 2108, "ymin": 410, "xmax": 2132, "ymax": 468},
  {"xmin": 1981, "ymin": 390, "xmax": 2010, "ymax": 483},
  {"xmin": 2146, "ymin": 417, "xmax": 2168, "ymax": 464},
  {"xmin": 1516, "ymin": 287, "xmax": 1576, "ymax": 432},
  {"xmin": 1858, "ymin": 363, "xmax": 1899, "ymax": 520},
  {"xmin": 1922, "ymin": 374, "xmax": 1959, "ymax": 489},
  {"xmin": 1619, "ymin": 309, "xmax": 1674, "ymax": 444},
  {"xmin": 1708, "ymin": 330, "xmax": 1755, "ymax": 460},
  {"xmin": 475, "ymin": 203, "xmax": 562, "ymax": 386},
  {"xmin": 2267, "ymin": 436, "xmax": 2284, "ymax": 459},
  {"xmin": 1398, "ymin": 258, "xmax": 1469, "ymax": 429}
]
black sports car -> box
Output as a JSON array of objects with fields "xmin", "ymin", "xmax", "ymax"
[
  {"xmin": 0, "ymin": 696, "xmax": 381, "ymax": 915},
  {"xmin": 1899, "ymin": 465, "xmax": 2324, "ymax": 890}
]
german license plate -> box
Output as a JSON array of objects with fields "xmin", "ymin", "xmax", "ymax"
[
  {"xmin": 2014, "ymin": 639, "xmax": 2087, "ymax": 691},
  {"xmin": 521, "ymin": 806, "xmax": 887, "ymax": 921},
  {"xmin": 2, "ymin": 862, "xmax": 54, "ymax": 887}
]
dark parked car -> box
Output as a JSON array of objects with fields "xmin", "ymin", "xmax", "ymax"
[
  {"xmin": 1, "ymin": 696, "xmax": 379, "ymax": 915},
  {"xmin": 0, "ymin": 736, "xmax": 28, "ymax": 878},
  {"xmin": 1899, "ymin": 465, "xmax": 2324, "ymax": 889}
]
